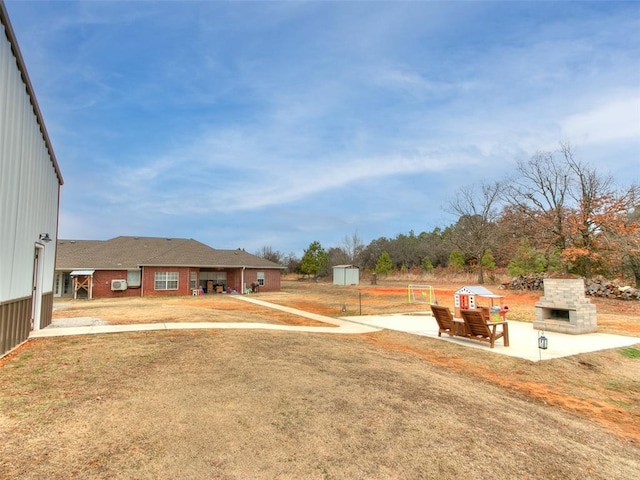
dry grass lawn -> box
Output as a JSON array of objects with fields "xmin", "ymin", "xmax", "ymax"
[{"xmin": 1, "ymin": 279, "xmax": 639, "ymax": 479}]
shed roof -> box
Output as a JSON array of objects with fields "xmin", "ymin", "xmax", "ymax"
[
  {"xmin": 56, "ymin": 236, "xmax": 283, "ymax": 270},
  {"xmin": 0, "ymin": 1, "xmax": 63, "ymax": 185}
]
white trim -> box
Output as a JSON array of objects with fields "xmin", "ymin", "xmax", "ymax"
[{"xmin": 31, "ymin": 243, "xmax": 44, "ymax": 330}]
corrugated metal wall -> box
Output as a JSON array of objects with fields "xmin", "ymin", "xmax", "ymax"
[
  {"xmin": 1, "ymin": 4, "xmax": 62, "ymax": 357},
  {"xmin": 0, "ymin": 297, "xmax": 30, "ymax": 356},
  {"xmin": 0, "ymin": 20, "xmax": 60, "ymax": 303},
  {"xmin": 333, "ymin": 266, "xmax": 360, "ymax": 286}
]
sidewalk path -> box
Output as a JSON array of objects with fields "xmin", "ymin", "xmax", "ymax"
[
  {"xmin": 31, "ymin": 295, "xmax": 381, "ymax": 339},
  {"xmin": 32, "ymin": 297, "xmax": 639, "ymax": 363}
]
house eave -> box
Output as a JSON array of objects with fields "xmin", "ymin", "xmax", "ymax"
[{"xmin": 139, "ymin": 264, "xmax": 284, "ymax": 269}]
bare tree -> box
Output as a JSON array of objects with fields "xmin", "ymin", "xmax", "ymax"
[
  {"xmin": 504, "ymin": 149, "xmax": 572, "ymax": 272},
  {"xmin": 620, "ymin": 204, "xmax": 640, "ymax": 287},
  {"xmin": 505, "ymin": 142, "xmax": 638, "ymax": 280},
  {"xmin": 561, "ymin": 143, "xmax": 616, "ymax": 278},
  {"xmin": 341, "ymin": 231, "xmax": 365, "ymax": 265},
  {"xmin": 448, "ymin": 181, "xmax": 503, "ymax": 283},
  {"xmin": 255, "ymin": 246, "xmax": 284, "ymax": 265}
]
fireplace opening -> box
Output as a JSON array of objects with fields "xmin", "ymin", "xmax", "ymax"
[
  {"xmin": 549, "ymin": 309, "xmax": 570, "ymax": 321},
  {"xmin": 534, "ymin": 278, "xmax": 597, "ymax": 334}
]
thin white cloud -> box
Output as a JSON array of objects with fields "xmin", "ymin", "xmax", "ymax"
[
  {"xmin": 5, "ymin": 0, "xmax": 638, "ymax": 253},
  {"xmin": 562, "ymin": 92, "xmax": 640, "ymax": 145},
  {"xmin": 373, "ymin": 67, "xmax": 475, "ymax": 101}
]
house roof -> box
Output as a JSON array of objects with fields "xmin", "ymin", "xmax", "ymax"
[
  {"xmin": 56, "ymin": 236, "xmax": 284, "ymax": 270},
  {"xmin": 0, "ymin": 1, "xmax": 63, "ymax": 185}
]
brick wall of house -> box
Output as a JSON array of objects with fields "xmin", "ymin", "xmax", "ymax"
[
  {"xmin": 225, "ymin": 269, "xmax": 240, "ymax": 293},
  {"xmin": 142, "ymin": 266, "xmax": 192, "ymax": 297},
  {"xmin": 92, "ymin": 270, "xmax": 141, "ymax": 298},
  {"xmin": 264, "ymin": 269, "xmax": 281, "ymax": 292},
  {"xmin": 242, "ymin": 268, "xmax": 281, "ymax": 293},
  {"xmin": 77, "ymin": 267, "xmax": 280, "ymax": 298}
]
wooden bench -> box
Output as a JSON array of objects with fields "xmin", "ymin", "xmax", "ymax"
[
  {"xmin": 430, "ymin": 305, "xmax": 456, "ymax": 337},
  {"xmin": 460, "ymin": 309, "xmax": 509, "ymax": 348}
]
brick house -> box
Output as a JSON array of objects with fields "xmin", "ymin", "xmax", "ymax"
[{"xmin": 54, "ymin": 236, "xmax": 284, "ymax": 299}]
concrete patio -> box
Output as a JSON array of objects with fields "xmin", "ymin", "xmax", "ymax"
[{"xmin": 342, "ymin": 312, "xmax": 639, "ymax": 362}]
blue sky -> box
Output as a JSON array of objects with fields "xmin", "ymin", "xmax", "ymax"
[{"xmin": 6, "ymin": 1, "xmax": 640, "ymax": 257}]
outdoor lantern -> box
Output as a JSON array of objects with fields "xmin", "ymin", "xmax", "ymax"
[{"xmin": 538, "ymin": 333, "xmax": 548, "ymax": 350}]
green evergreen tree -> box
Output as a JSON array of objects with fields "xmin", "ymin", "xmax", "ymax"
[
  {"xmin": 507, "ymin": 239, "xmax": 546, "ymax": 276},
  {"xmin": 300, "ymin": 241, "xmax": 328, "ymax": 279},
  {"xmin": 422, "ymin": 255, "xmax": 434, "ymax": 272},
  {"xmin": 546, "ymin": 248, "xmax": 563, "ymax": 273},
  {"xmin": 448, "ymin": 248, "xmax": 465, "ymax": 271},
  {"xmin": 481, "ymin": 249, "xmax": 496, "ymax": 270},
  {"xmin": 374, "ymin": 251, "xmax": 393, "ymax": 275}
]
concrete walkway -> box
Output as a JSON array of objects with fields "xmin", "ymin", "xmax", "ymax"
[
  {"xmin": 31, "ymin": 295, "xmax": 381, "ymax": 339},
  {"xmin": 33, "ymin": 296, "xmax": 639, "ymax": 362},
  {"xmin": 344, "ymin": 312, "xmax": 640, "ymax": 362}
]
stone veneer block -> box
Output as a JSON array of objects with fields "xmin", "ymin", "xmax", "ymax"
[{"xmin": 533, "ymin": 278, "xmax": 597, "ymax": 334}]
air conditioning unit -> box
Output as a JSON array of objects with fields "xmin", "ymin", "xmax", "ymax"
[{"xmin": 111, "ymin": 279, "xmax": 128, "ymax": 291}]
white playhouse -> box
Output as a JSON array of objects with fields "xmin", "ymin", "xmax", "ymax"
[{"xmin": 454, "ymin": 285, "xmax": 504, "ymax": 318}]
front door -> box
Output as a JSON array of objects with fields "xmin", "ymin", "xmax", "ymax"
[
  {"xmin": 31, "ymin": 244, "xmax": 44, "ymax": 330},
  {"xmin": 459, "ymin": 294, "xmax": 469, "ymax": 310},
  {"xmin": 54, "ymin": 272, "xmax": 72, "ymax": 297}
]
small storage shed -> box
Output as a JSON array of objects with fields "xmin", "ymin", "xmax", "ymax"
[
  {"xmin": 454, "ymin": 285, "xmax": 503, "ymax": 317},
  {"xmin": 333, "ymin": 265, "xmax": 359, "ymax": 286}
]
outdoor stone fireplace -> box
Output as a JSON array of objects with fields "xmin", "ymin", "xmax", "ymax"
[{"xmin": 533, "ymin": 278, "xmax": 597, "ymax": 334}]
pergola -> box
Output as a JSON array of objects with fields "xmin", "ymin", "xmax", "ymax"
[{"xmin": 70, "ymin": 270, "xmax": 94, "ymax": 300}]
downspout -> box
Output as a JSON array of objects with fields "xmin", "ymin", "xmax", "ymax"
[
  {"xmin": 141, "ymin": 267, "xmax": 144, "ymax": 297},
  {"xmin": 241, "ymin": 267, "xmax": 245, "ymax": 294}
]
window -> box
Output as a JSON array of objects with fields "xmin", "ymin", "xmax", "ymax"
[
  {"xmin": 127, "ymin": 269, "xmax": 141, "ymax": 287},
  {"xmin": 155, "ymin": 272, "xmax": 178, "ymax": 290},
  {"xmin": 257, "ymin": 272, "xmax": 265, "ymax": 286},
  {"xmin": 54, "ymin": 273, "xmax": 72, "ymax": 296},
  {"xmin": 190, "ymin": 271, "xmax": 197, "ymax": 290}
]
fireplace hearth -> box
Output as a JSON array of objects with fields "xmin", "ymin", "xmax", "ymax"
[{"xmin": 533, "ymin": 278, "xmax": 597, "ymax": 334}]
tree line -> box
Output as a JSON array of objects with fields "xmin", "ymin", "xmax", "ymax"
[{"xmin": 257, "ymin": 144, "xmax": 640, "ymax": 286}]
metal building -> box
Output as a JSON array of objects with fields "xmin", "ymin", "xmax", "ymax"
[
  {"xmin": 0, "ymin": 1, "xmax": 63, "ymax": 356},
  {"xmin": 332, "ymin": 265, "xmax": 360, "ymax": 286}
]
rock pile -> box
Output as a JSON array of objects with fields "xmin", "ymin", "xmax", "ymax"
[
  {"xmin": 584, "ymin": 279, "xmax": 640, "ymax": 301},
  {"xmin": 506, "ymin": 275, "xmax": 640, "ymax": 301},
  {"xmin": 506, "ymin": 274, "xmax": 546, "ymax": 291}
]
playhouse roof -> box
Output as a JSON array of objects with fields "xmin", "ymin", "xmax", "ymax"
[{"xmin": 455, "ymin": 285, "xmax": 503, "ymax": 298}]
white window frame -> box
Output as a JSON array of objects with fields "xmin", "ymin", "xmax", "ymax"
[
  {"xmin": 127, "ymin": 269, "xmax": 141, "ymax": 287},
  {"xmin": 54, "ymin": 272, "xmax": 72, "ymax": 296},
  {"xmin": 155, "ymin": 271, "xmax": 178, "ymax": 290},
  {"xmin": 257, "ymin": 272, "xmax": 265, "ymax": 286},
  {"xmin": 190, "ymin": 271, "xmax": 198, "ymax": 290}
]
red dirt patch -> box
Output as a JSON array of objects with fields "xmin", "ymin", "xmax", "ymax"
[{"xmin": 363, "ymin": 332, "xmax": 640, "ymax": 445}]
